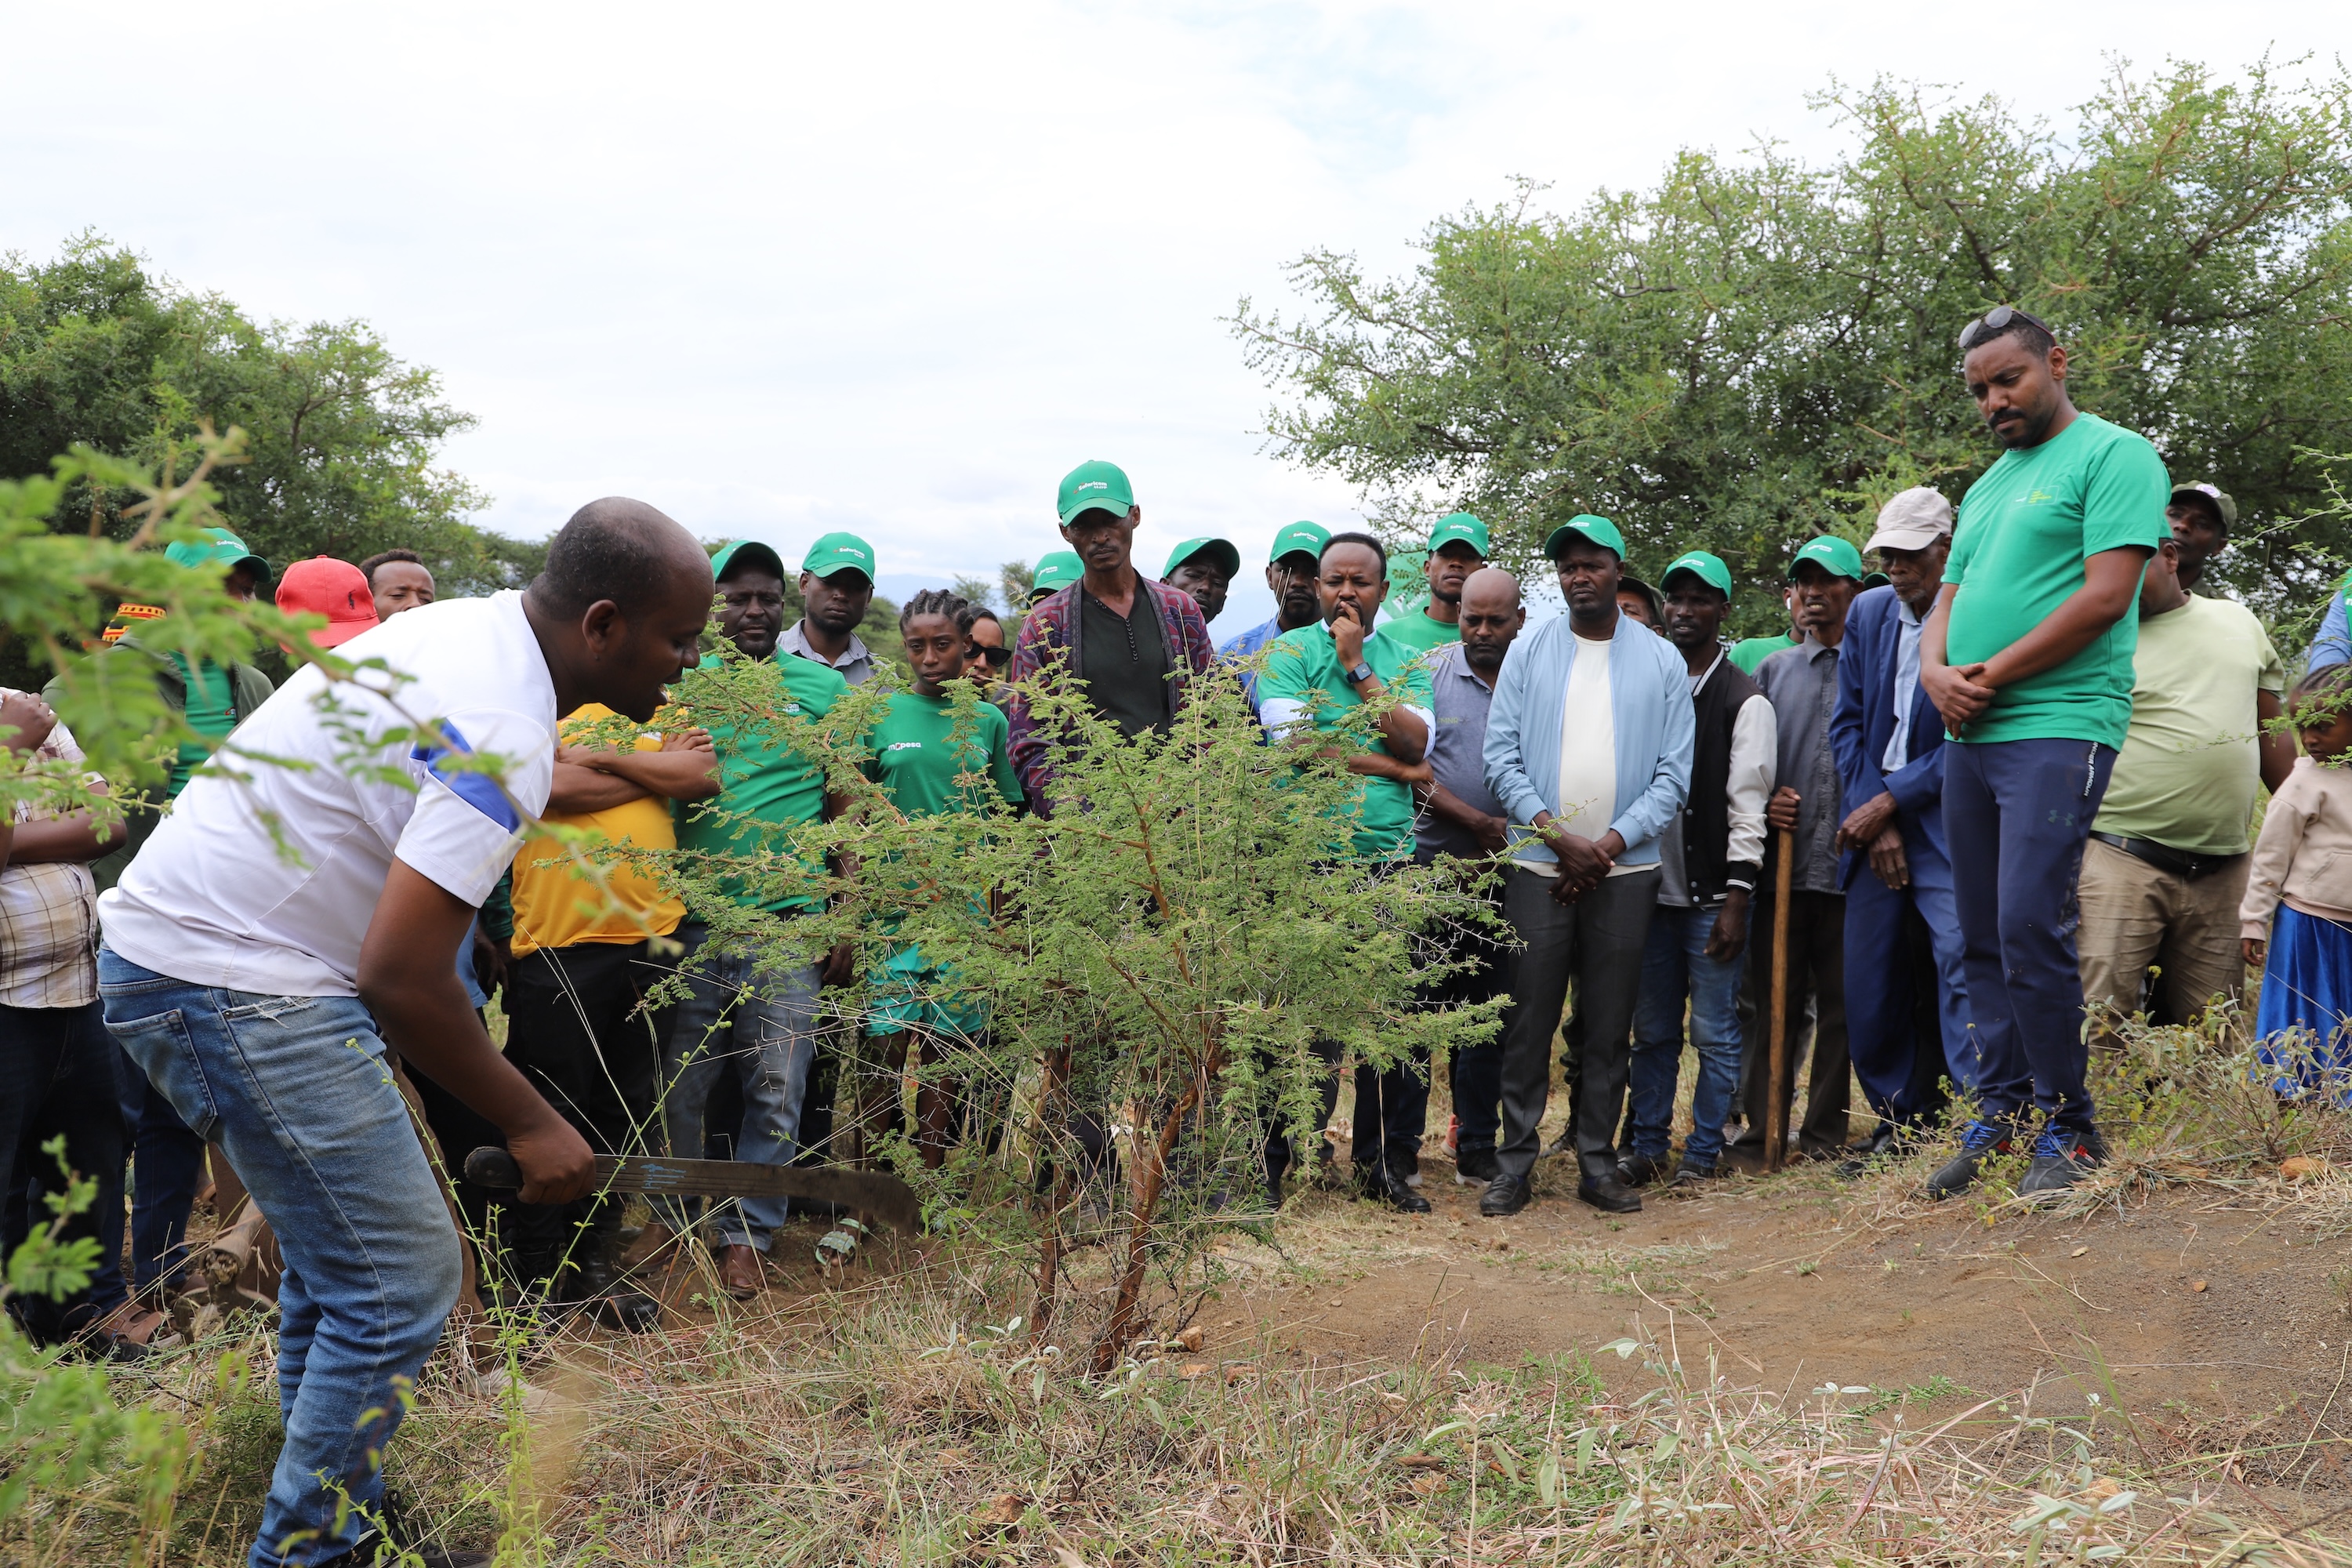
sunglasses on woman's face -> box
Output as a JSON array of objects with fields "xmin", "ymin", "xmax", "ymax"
[
  {"xmin": 971, "ymin": 644, "xmax": 1012, "ymax": 668},
  {"xmin": 1957, "ymin": 303, "xmax": 2053, "ymax": 352}
]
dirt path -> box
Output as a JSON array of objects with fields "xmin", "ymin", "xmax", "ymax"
[{"xmin": 1221, "ymin": 1155, "xmax": 2351, "ymax": 1462}]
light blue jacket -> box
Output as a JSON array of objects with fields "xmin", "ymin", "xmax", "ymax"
[
  {"xmin": 1483, "ymin": 609, "xmax": 1694, "ymax": 869},
  {"xmin": 2312, "ymin": 586, "xmax": 2350, "ymax": 673}
]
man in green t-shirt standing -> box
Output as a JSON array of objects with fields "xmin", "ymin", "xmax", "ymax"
[
  {"xmin": 1920, "ymin": 307, "xmax": 2169, "ymax": 1199},
  {"xmin": 1257, "ymin": 532, "xmax": 1436, "ymax": 1209},
  {"xmin": 655, "ymin": 538, "xmax": 852, "ymax": 1299},
  {"xmin": 2075, "ymin": 531, "xmax": 2292, "ymax": 1048},
  {"xmin": 1381, "ymin": 513, "xmax": 1490, "ymax": 656}
]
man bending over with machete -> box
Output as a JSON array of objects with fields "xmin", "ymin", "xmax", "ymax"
[{"xmin": 96, "ymin": 499, "xmax": 716, "ymax": 1568}]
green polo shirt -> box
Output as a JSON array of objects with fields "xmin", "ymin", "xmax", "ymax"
[
  {"xmin": 1377, "ymin": 608, "xmax": 1461, "ymax": 656},
  {"xmin": 673, "ymin": 654, "xmax": 848, "ymax": 912},
  {"xmin": 1945, "ymin": 412, "xmax": 2170, "ymax": 748},
  {"xmin": 1258, "ymin": 622, "xmax": 1435, "ymax": 862}
]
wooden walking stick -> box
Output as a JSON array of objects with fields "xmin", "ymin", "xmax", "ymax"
[{"xmin": 1764, "ymin": 826, "xmax": 1795, "ymax": 1174}]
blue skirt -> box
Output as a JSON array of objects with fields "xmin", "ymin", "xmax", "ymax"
[{"xmin": 2255, "ymin": 904, "xmax": 2352, "ymax": 1107}]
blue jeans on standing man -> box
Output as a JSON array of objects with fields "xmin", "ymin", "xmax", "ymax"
[
  {"xmin": 1941, "ymin": 738, "xmax": 2114, "ymax": 1137},
  {"xmin": 98, "ymin": 949, "xmax": 463, "ymax": 1568},
  {"xmin": 654, "ymin": 921, "xmax": 823, "ymax": 1252},
  {"xmin": 1625, "ymin": 902, "xmax": 1747, "ymax": 1171}
]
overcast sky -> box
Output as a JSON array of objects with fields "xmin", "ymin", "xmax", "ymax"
[{"xmin": 5, "ymin": 2, "xmax": 2339, "ymax": 628}]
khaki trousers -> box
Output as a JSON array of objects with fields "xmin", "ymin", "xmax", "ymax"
[{"xmin": 2076, "ymin": 837, "xmax": 2250, "ymax": 1048}]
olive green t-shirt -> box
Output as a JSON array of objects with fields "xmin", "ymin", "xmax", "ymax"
[
  {"xmin": 2092, "ymin": 595, "xmax": 2286, "ymax": 856},
  {"xmin": 673, "ymin": 654, "xmax": 848, "ymax": 912},
  {"xmin": 1258, "ymin": 622, "xmax": 1436, "ymax": 862},
  {"xmin": 1945, "ymin": 412, "xmax": 2170, "ymax": 747},
  {"xmin": 1377, "ymin": 608, "xmax": 1461, "ymax": 656}
]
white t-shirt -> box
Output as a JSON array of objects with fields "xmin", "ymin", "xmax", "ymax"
[
  {"xmin": 1515, "ymin": 632, "xmax": 1632, "ymax": 875},
  {"xmin": 100, "ymin": 592, "xmax": 559, "ymax": 997}
]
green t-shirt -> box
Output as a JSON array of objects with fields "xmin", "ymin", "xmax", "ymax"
[
  {"xmin": 1378, "ymin": 608, "xmax": 1461, "ymax": 655},
  {"xmin": 2092, "ymin": 595, "xmax": 2285, "ymax": 856},
  {"xmin": 866, "ymin": 688, "xmax": 1023, "ymax": 818},
  {"xmin": 673, "ymin": 654, "xmax": 848, "ymax": 912},
  {"xmin": 169, "ymin": 655, "xmax": 238, "ymax": 798},
  {"xmin": 1727, "ymin": 634, "xmax": 1797, "ymax": 677},
  {"xmin": 1945, "ymin": 412, "xmax": 2170, "ymax": 747},
  {"xmin": 1258, "ymin": 622, "xmax": 1436, "ymax": 862}
]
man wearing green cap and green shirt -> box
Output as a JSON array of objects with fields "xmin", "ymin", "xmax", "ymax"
[
  {"xmin": 1381, "ymin": 513, "xmax": 1490, "ymax": 656},
  {"xmin": 1028, "ymin": 551, "xmax": 1084, "ymax": 607},
  {"xmin": 1007, "ymin": 461, "xmax": 1216, "ymax": 815},
  {"xmin": 782, "ymin": 532, "xmax": 879, "ymax": 686},
  {"xmin": 1622, "ymin": 549, "xmax": 1776, "ymax": 1188},
  {"xmin": 1480, "ymin": 514, "xmax": 1693, "ymax": 1217},
  {"xmin": 1727, "ymin": 534, "xmax": 1865, "ymax": 1167},
  {"xmin": 1162, "ymin": 537, "xmax": 1241, "ymax": 626}
]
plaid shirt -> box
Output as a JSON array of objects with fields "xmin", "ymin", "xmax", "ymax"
[
  {"xmin": 1, "ymin": 695, "xmax": 100, "ymax": 1007},
  {"xmin": 1006, "ymin": 575, "xmax": 1214, "ymax": 815}
]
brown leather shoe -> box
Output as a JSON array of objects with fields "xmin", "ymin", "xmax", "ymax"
[{"xmin": 717, "ymin": 1243, "xmax": 764, "ymax": 1300}]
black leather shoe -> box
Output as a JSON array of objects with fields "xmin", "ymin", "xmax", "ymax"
[
  {"xmin": 1478, "ymin": 1174, "xmax": 1532, "ymax": 1217},
  {"xmin": 1835, "ymin": 1122, "xmax": 1901, "ymax": 1178},
  {"xmin": 1453, "ymin": 1145, "xmax": 1500, "ymax": 1185},
  {"xmin": 1577, "ymin": 1174, "xmax": 1642, "ymax": 1214},
  {"xmin": 1358, "ymin": 1167, "xmax": 1432, "ymax": 1214},
  {"xmin": 1616, "ymin": 1152, "xmax": 1666, "ymax": 1188}
]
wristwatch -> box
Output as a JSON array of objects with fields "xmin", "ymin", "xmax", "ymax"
[{"xmin": 1345, "ymin": 660, "xmax": 1375, "ymax": 685}]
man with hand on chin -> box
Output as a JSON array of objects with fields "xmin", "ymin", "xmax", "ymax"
[
  {"xmin": 1480, "ymin": 515, "xmax": 1692, "ymax": 1218},
  {"xmin": 1258, "ymin": 532, "xmax": 1436, "ymax": 1208},
  {"xmin": 1919, "ymin": 307, "xmax": 2166, "ymax": 1200}
]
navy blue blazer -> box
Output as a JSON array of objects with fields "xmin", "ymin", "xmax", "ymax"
[{"xmin": 1828, "ymin": 585, "xmax": 1948, "ymax": 885}]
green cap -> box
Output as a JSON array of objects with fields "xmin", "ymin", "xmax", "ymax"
[
  {"xmin": 1031, "ymin": 550, "xmax": 1084, "ymax": 596},
  {"xmin": 710, "ymin": 539, "xmax": 785, "ymax": 581},
  {"xmin": 1057, "ymin": 459, "xmax": 1136, "ymax": 525},
  {"xmin": 1787, "ymin": 535, "xmax": 1864, "ymax": 582},
  {"xmin": 1163, "ymin": 537, "xmax": 1241, "ymax": 579},
  {"xmin": 1860, "ymin": 570, "xmax": 1892, "ymax": 591},
  {"xmin": 1542, "ymin": 514, "xmax": 1625, "ymax": 561},
  {"xmin": 1269, "ymin": 520, "xmax": 1330, "ymax": 564},
  {"xmin": 1427, "ymin": 511, "xmax": 1490, "ymax": 557},
  {"xmin": 801, "ymin": 532, "xmax": 877, "ymax": 582},
  {"xmin": 1661, "ymin": 549, "xmax": 1733, "ymax": 599},
  {"xmin": 165, "ymin": 527, "xmax": 271, "ymax": 586}
]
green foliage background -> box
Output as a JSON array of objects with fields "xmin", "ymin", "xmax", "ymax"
[{"xmin": 1235, "ymin": 60, "xmax": 2352, "ymax": 634}]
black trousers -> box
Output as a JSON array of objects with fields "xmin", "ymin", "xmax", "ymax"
[
  {"xmin": 1729, "ymin": 889, "xmax": 1850, "ymax": 1156},
  {"xmin": 1496, "ymin": 866, "xmax": 1659, "ymax": 1182},
  {"xmin": 1350, "ymin": 1047, "xmax": 1428, "ymax": 1181},
  {"xmin": 1, "ymin": 1000, "xmax": 129, "ymax": 1341},
  {"xmin": 1420, "ymin": 869, "xmax": 1510, "ymax": 1153},
  {"xmin": 499, "ymin": 942, "xmax": 675, "ymax": 1285},
  {"xmin": 1262, "ymin": 1040, "xmax": 1343, "ymax": 1203}
]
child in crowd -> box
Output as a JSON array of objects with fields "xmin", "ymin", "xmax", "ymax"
[{"xmin": 2244, "ymin": 664, "xmax": 2352, "ymax": 1103}]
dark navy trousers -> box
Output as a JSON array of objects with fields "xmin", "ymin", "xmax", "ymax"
[
  {"xmin": 1942, "ymin": 737, "xmax": 2115, "ymax": 1135},
  {"xmin": 1842, "ymin": 817, "xmax": 1975, "ymax": 1127}
]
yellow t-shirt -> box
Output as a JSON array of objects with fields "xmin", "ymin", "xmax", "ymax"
[{"xmin": 509, "ymin": 704, "xmax": 686, "ymax": 955}]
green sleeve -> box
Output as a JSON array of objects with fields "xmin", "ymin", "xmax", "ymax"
[
  {"xmin": 2084, "ymin": 435, "xmax": 2172, "ymax": 557},
  {"xmin": 1257, "ymin": 635, "xmax": 1312, "ymax": 706},
  {"xmin": 480, "ymin": 867, "xmax": 515, "ymax": 940},
  {"xmin": 1944, "ymin": 505, "xmax": 1980, "ymax": 586}
]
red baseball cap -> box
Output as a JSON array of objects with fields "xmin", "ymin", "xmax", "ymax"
[{"xmin": 275, "ymin": 556, "xmax": 381, "ymax": 649}]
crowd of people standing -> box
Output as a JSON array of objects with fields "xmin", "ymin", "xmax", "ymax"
[{"xmin": 5, "ymin": 305, "xmax": 2352, "ymax": 1568}]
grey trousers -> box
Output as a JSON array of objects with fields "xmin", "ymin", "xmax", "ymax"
[{"xmin": 1496, "ymin": 864, "xmax": 1661, "ymax": 1181}]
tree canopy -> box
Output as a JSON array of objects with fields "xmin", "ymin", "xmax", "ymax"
[
  {"xmin": 1235, "ymin": 58, "xmax": 2352, "ymax": 629},
  {"xmin": 0, "ymin": 235, "xmax": 541, "ymax": 596}
]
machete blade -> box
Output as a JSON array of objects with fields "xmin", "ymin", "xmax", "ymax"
[{"xmin": 463, "ymin": 1148, "xmax": 921, "ymax": 1235}]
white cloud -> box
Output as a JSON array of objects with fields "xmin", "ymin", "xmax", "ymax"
[{"xmin": 5, "ymin": 0, "xmax": 2337, "ymax": 628}]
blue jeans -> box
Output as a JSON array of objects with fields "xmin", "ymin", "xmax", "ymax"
[
  {"xmin": 1943, "ymin": 739, "xmax": 2114, "ymax": 1134},
  {"xmin": 1625, "ymin": 903, "xmax": 1747, "ymax": 1168},
  {"xmin": 98, "ymin": 949, "xmax": 463, "ymax": 1568},
  {"xmin": 655, "ymin": 922, "xmax": 822, "ymax": 1250}
]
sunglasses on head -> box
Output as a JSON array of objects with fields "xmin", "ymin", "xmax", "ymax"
[
  {"xmin": 1957, "ymin": 304, "xmax": 2054, "ymax": 353},
  {"xmin": 972, "ymin": 644, "xmax": 1011, "ymax": 668}
]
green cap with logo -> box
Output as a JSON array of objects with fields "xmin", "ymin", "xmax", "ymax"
[
  {"xmin": 1031, "ymin": 550, "xmax": 1084, "ymax": 596},
  {"xmin": 801, "ymin": 532, "xmax": 876, "ymax": 582},
  {"xmin": 1269, "ymin": 520, "xmax": 1329, "ymax": 564},
  {"xmin": 1661, "ymin": 549, "xmax": 1733, "ymax": 600},
  {"xmin": 165, "ymin": 527, "xmax": 272, "ymax": 586},
  {"xmin": 1427, "ymin": 511, "xmax": 1490, "ymax": 557},
  {"xmin": 710, "ymin": 539, "xmax": 785, "ymax": 582},
  {"xmin": 1542, "ymin": 514, "xmax": 1625, "ymax": 561},
  {"xmin": 1057, "ymin": 460, "xmax": 1136, "ymax": 525},
  {"xmin": 1787, "ymin": 535, "xmax": 1864, "ymax": 582},
  {"xmin": 1163, "ymin": 537, "xmax": 1242, "ymax": 579}
]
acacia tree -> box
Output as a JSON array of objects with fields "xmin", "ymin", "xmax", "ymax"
[{"xmin": 1235, "ymin": 58, "xmax": 2352, "ymax": 630}]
